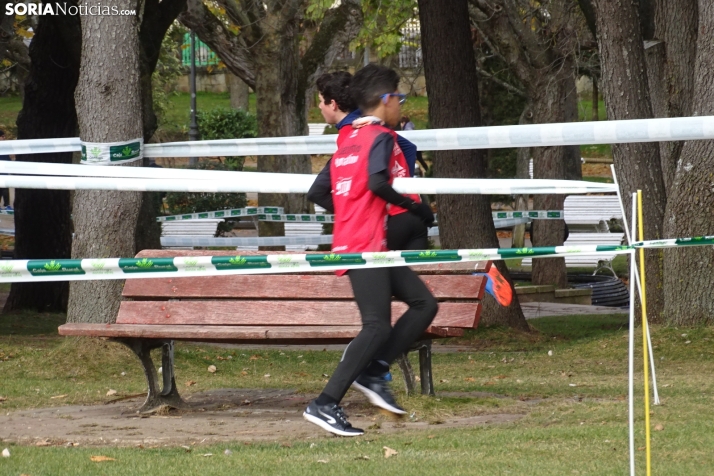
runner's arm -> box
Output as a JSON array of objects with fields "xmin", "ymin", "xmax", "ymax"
[{"xmin": 307, "ymin": 159, "xmax": 334, "ymax": 213}]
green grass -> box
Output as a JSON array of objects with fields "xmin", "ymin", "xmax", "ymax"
[{"xmin": 2, "ymin": 311, "xmax": 714, "ymax": 473}]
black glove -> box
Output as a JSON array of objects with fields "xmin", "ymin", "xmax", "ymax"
[{"xmin": 408, "ymin": 201, "xmax": 435, "ymax": 227}]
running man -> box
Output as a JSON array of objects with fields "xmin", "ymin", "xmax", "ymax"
[
  {"xmin": 303, "ymin": 64, "xmax": 438, "ymax": 437},
  {"xmin": 309, "ymin": 71, "xmax": 433, "ymax": 251}
]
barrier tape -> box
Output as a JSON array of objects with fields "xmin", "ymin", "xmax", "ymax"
[
  {"xmin": 0, "ymin": 235, "xmax": 710, "ymax": 283},
  {"xmin": 156, "ymin": 210, "xmax": 563, "ymax": 223},
  {"xmin": 2, "ymin": 115, "xmax": 714, "ymax": 157},
  {"xmin": 157, "ymin": 207, "xmax": 285, "ymax": 222},
  {"xmin": 0, "ymin": 245, "xmax": 629, "ymax": 283},
  {"xmin": 0, "ymin": 174, "xmax": 617, "ymax": 195},
  {"xmin": 80, "ymin": 138, "xmax": 143, "ymax": 165}
]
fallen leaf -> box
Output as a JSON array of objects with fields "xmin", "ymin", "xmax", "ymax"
[
  {"xmin": 355, "ymin": 455, "xmax": 370, "ymax": 460},
  {"xmin": 35, "ymin": 439, "xmax": 52, "ymax": 447},
  {"xmin": 50, "ymin": 394, "xmax": 68, "ymax": 399},
  {"xmin": 264, "ymin": 374, "xmax": 271, "ymax": 378},
  {"xmin": 427, "ymin": 435, "xmax": 435, "ymax": 439},
  {"xmin": 383, "ymin": 446, "xmax": 398, "ymax": 458},
  {"xmin": 90, "ymin": 456, "xmax": 116, "ymax": 462},
  {"xmin": 201, "ymin": 453, "xmax": 213, "ymax": 457},
  {"xmin": 185, "ymin": 380, "xmax": 196, "ymax": 387},
  {"xmin": 317, "ymin": 460, "xmax": 328, "ymax": 464},
  {"xmin": 208, "ymin": 365, "xmax": 217, "ymax": 373},
  {"xmin": 464, "ymin": 377, "xmax": 475, "ymax": 382},
  {"xmin": 106, "ymin": 389, "xmax": 117, "ymax": 397},
  {"xmin": 439, "ymin": 379, "xmax": 448, "ymax": 383},
  {"xmin": 0, "ymin": 396, "xmax": 6, "ymax": 402},
  {"xmin": 280, "ymin": 443, "xmax": 291, "ymax": 448},
  {"xmin": 249, "ymin": 354, "xmax": 261, "ymax": 361},
  {"xmin": 240, "ymin": 371, "xmax": 248, "ymax": 376},
  {"xmin": 654, "ymin": 424, "xmax": 664, "ymax": 431},
  {"xmin": 224, "ymin": 449, "xmax": 233, "ymax": 455}
]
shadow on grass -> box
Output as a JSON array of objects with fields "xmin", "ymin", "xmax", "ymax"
[
  {"xmin": 454, "ymin": 313, "xmax": 629, "ymax": 351},
  {"xmin": 0, "ymin": 311, "xmax": 65, "ymax": 336}
]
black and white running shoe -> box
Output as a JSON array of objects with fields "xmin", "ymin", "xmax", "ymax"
[
  {"xmin": 303, "ymin": 400, "xmax": 364, "ymax": 437},
  {"xmin": 352, "ymin": 373, "xmax": 407, "ymax": 415}
]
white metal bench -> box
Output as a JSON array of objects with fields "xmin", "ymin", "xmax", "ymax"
[
  {"xmin": 308, "ymin": 123, "xmax": 329, "ymax": 136},
  {"xmin": 564, "ymin": 195, "xmax": 622, "ymax": 233},
  {"xmin": 161, "ymin": 219, "xmax": 224, "ymax": 250},
  {"xmin": 522, "ymin": 232, "xmax": 625, "ymax": 271}
]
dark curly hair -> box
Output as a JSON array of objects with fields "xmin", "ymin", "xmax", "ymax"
[
  {"xmin": 316, "ymin": 71, "xmax": 357, "ymax": 113},
  {"xmin": 350, "ymin": 64, "xmax": 400, "ymax": 112}
]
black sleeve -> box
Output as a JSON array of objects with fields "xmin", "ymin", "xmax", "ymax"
[
  {"xmin": 367, "ymin": 133, "xmax": 394, "ymax": 175},
  {"xmin": 307, "ymin": 159, "xmax": 334, "ymax": 213},
  {"xmin": 368, "ymin": 171, "xmax": 415, "ymax": 209}
]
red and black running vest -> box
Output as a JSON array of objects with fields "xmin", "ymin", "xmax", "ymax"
[
  {"xmin": 330, "ymin": 124, "xmax": 419, "ymax": 266},
  {"xmin": 336, "ymin": 122, "xmax": 420, "ymax": 217}
]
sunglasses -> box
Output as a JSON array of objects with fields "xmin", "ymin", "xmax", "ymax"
[{"xmin": 380, "ymin": 93, "xmax": 407, "ymax": 105}]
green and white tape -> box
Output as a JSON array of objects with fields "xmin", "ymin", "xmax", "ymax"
[
  {"xmin": 0, "ymin": 244, "xmax": 631, "ymax": 283},
  {"xmin": 157, "ymin": 207, "xmax": 285, "ymax": 222},
  {"xmin": 156, "ymin": 209, "xmax": 562, "ymax": 223},
  {"xmin": 80, "ymin": 138, "xmax": 143, "ymax": 165},
  {"xmin": 0, "ymin": 209, "xmax": 13, "ymax": 216},
  {"xmin": 0, "ymin": 235, "xmax": 710, "ymax": 283}
]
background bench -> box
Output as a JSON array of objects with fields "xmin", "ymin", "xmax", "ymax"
[
  {"xmin": 564, "ymin": 195, "xmax": 622, "ymax": 232},
  {"xmin": 522, "ymin": 232, "xmax": 625, "ymax": 270},
  {"xmin": 59, "ymin": 250, "xmax": 488, "ymax": 411}
]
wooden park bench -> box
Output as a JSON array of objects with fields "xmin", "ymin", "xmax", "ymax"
[{"xmin": 59, "ymin": 250, "xmax": 488, "ymax": 411}]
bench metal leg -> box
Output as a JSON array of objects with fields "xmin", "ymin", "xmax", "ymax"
[
  {"xmin": 114, "ymin": 338, "xmax": 186, "ymax": 412},
  {"xmin": 415, "ymin": 340, "xmax": 435, "ymax": 396},
  {"xmin": 395, "ymin": 353, "xmax": 416, "ymax": 396}
]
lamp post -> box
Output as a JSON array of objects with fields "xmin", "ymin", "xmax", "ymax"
[{"xmin": 188, "ymin": 31, "xmax": 200, "ymax": 167}]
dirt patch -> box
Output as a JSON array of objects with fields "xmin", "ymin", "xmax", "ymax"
[{"xmin": 0, "ymin": 388, "xmax": 522, "ymax": 448}]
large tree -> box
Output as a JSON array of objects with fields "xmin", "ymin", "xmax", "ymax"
[
  {"xmin": 468, "ymin": 0, "xmax": 588, "ymax": 288},
  {"xmin": 179, "ymin": 0, "xmax": 363, "ymax": 242},
  {"xmin": 66, "ymin": 2, "xmax": 144, "ymax": 324},
  {"xmin": 662, "ymin": 0, "xmax": 713, "ymax": 325},
  {"xmin": 418, "ymin": 0, "xmax": 528, "ymax": 331},
  {"xmin": 590, "ymin": 0, "xmax": 667, "ymax": 320},
  {"xmin": 3, "ymin": 6, "xmax": 80, "ymax": 313}
]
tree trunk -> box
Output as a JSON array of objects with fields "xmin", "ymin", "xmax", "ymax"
[
  {"xmin": 653, "ymin": 0, "xmax": 698, "ymax": 196},
  {"xmin": 134, "ymin": 0, "xmax": 187, "ymax": 253},
  {"xmin": 3, "ymin": 10, "xmax": 80, "ymax": 313},
  {"xmin": 591, "ymin": 76, "xmax": 599, "ymax": 121},
  {"xmin": 593, "ymin": 0, "xmax": 667, "ymax": 321},
  {"xmin": 529, "ymin": 66, "xmax": 571, "ymax": 289},
  {"xmin": 662, "ymin": 0, "xmax": 714, "ymax": 326},
  {"xmin": 255, "ymin": 7, "xmax": 311, "ymax": 248},
  {"xmin": 228, "ymin": 73, "xmax": 250, "ymax": 110},
  {"xmin": 563, "ymin": 72, "xmax": 582, "ymax": 181},
  {"xmin": 512, "ymin": 107, "xmax": 533, "ymax": 249},
  {"xmin": 418, "ymin": 0, "xmax": 528, "ymax": 331},
  {"xmin": 67, "ymin": 4, "xmax": 143, "ymax": 324}
]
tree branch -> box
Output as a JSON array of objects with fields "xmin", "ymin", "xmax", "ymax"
[
  {"xmin": 179, "ymin": 0, "xmax": 256, "ymax": 89},
  {"xmin": 475, "ymin": 66, "xmax": 526, "ymax": 97}
]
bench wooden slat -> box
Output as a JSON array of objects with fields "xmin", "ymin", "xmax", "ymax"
[
  {"xmin": 58, "ymin": 323, "xmax": 462, "ymax": 341},
  {"xmin": 116, "ymin": 301, "xmax": 479, "ymax": 329},
  {"xmin": 121, "ymin": 274, "xmax": 486, "ymax": 300}
]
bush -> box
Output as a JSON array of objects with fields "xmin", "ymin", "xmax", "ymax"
[
  {"xmin": 164, "ymin": 160, "xmax": 247, "ymax": 234},
  {"xmin": 196, "ymin": 107, "xmax": 257, "ymax": 170}
]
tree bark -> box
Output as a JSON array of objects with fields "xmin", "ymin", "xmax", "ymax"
[
  {"xmin": 529, "ymin": 65, "xmax": 571, "ymax": 289},
  {"xmin": 135, "ymin": 0, "xmax": 187, "ymax": 253},
  {"xmin": 591, "ymin": 76, "xmax": 599, "ymax": 121},
  {"xmin": 653, "ymin": 0, "xmax": 698, "ymax": 195},
  {"xmin": 563, "ymin": 72, "xmax": 583, "ymax": 181},
  {"xmin": 419, "ymin": 0, "xmax": 528, "ymax": 331},
  {"xmin": 67, "ymin": 4, "xmax": 143, "ymax": 324},
  {"xmin": 662, "ymin": 0, "xmax": 714, "ymax": 326},
  {"xmin": 593, "ymin": 0, "xmax": 667, "ymax": 321},
  {"xmin": 228, "ymin": 73, "xmax": 249, "ymax": 110},
  {"xmin": 3, "ymin": 9, "xmax": 80, "ymax": 313},
  {"xmin": 512, "ymin": 107, "xmax": 533, "ymax": 249}
]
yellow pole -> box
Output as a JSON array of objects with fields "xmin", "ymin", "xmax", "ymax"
[{"xmin": 637, "ymin": 190, "xmax": 652, "ymax": 476}]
